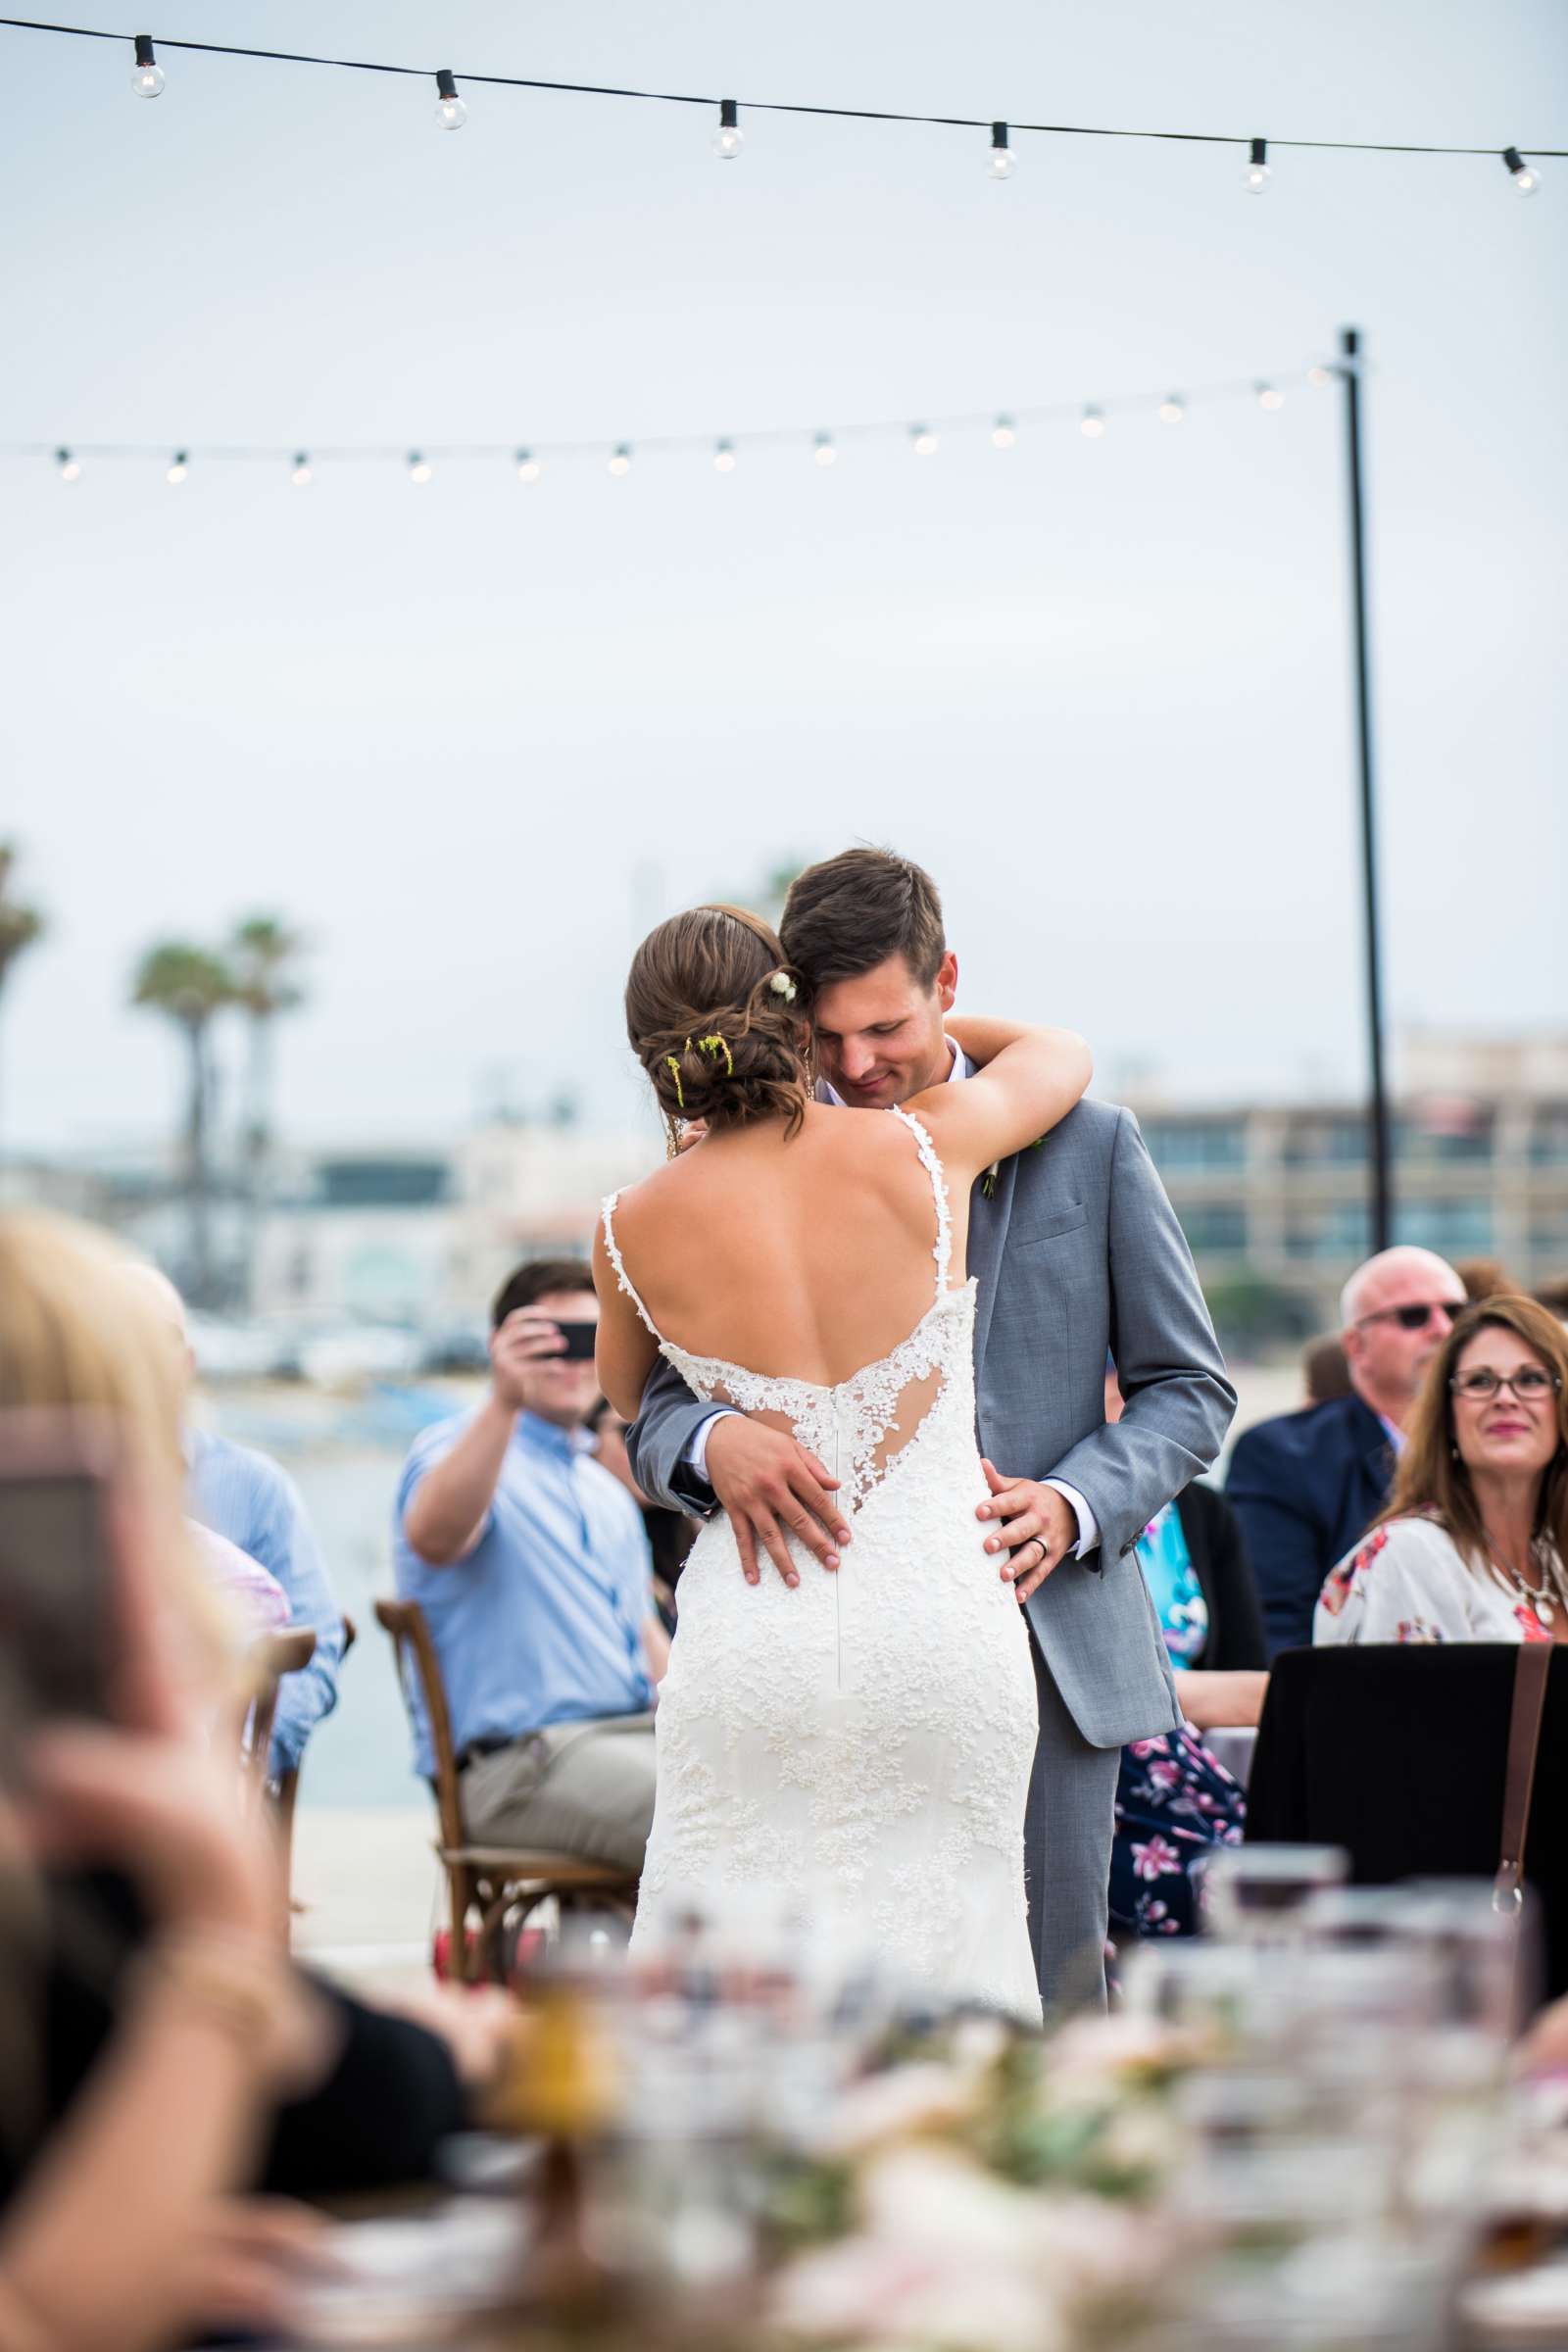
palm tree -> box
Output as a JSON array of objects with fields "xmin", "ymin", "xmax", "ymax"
[
  {"xmin": 0, "ymin": 845, "xmax": 46, "ymax": 1169},
  {"xmin": 131, "ymin": 942, "xmax": 236, "ymax": 1306},
  {"xmin": 228, "ymin": 915, "xmax": 307, "ymax": 1277}
]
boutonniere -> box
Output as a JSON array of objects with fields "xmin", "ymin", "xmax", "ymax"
[{"xmin": 981, "ymin": 1136, "xmax": 1046, "ymax": 1200}]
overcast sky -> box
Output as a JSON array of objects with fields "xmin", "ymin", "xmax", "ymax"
[{"xmin": 2, "ymin": 0, "xmax": 1563, "ymax": 1153}]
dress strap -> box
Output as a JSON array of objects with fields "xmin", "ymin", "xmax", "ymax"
[
  {"xmin": 890, "ymin": 1107, "xmax": 954, "ymax": 1298},
  {"xmin": 600, "ymin": 1194, "xmax": 662, "ymax": 1343}
]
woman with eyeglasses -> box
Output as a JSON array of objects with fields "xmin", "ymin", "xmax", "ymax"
[{"xmin": 1315, "ymin": 1295, "xmax": 1568, "ymax": 1646}]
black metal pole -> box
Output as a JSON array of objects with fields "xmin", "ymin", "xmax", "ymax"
[{"xmin": 1340, "ymin": 325, "xmax": 1393, "ymax": 1252}]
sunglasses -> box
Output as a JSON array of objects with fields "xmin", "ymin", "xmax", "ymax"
[
  {"xmin": 1449, "ymin": 1366, "xmax": 1562, "ymax": 1402},
  {"xmin": 1357, "ymin": 1300, "xmax": 1465, "ymax": 1334}
]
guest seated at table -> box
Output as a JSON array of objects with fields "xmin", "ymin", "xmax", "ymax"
[
  {"xmin": 0, "ymin": 1213, "xmax": 514, "ymax": 2350},
  {"xmin": 130, "ymin": 1262, "xmax": 348, "ymax": 1784},
  {"xmin": 1315, "ymin": 1294, "xmax": 1568, "ymax": 1646},
  {"xmin": 395, "ymin": 1260, "xmax": 669, "ymax": 1875},
  {"xmin": 1228, "ymin": 1246, "xmax": 1468, "ymax": 1656},
  {"xmin": 1102, "ymin": 1368, "xmax": 1268, "ymax": 1941}
]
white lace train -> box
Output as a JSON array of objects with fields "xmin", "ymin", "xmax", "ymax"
[{"xmin": 603, "ymin": 1109, "xmax": 1041, "ymax": 2020}]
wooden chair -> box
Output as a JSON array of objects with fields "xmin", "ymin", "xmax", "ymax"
[
  {"xmin": 374, "ymin": 1596, "xmax": 639, "ymax": 1985},
  {"xmin": 271, "ymin": 1615, "xmax": 357, "ymax": 1897},
  {"xmin": 245, "ymin": 1627, "xmax": 318, "ymax": 1806}
]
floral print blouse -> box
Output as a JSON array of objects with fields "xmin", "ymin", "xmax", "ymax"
[{"xmin": 1314, "ymin": 1514, "xmax": 1562, "ymax": 1647}]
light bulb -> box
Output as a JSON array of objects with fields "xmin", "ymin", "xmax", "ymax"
[
  {"xmin": 812, "ymin": 433, "xmax": 836, "ymax": 466},
  {"xmin": 713, "ymin": 99, "xmax": 743, "ymax": 159},
  {"xmin": 608, "ymin": 446, "xmax": 632, "ymax": 477},
  {"xmin": 1256, "ymin": 382, "xmax": 1285, "ymax": 411},
  {"xmin": 291, "ymin": 453, "xmax": 313, "ymax": 487},
  {"xmin": 911, "ymin": 427, "xmax": 938, "ymax": 457},
  {"xmin": 131, "ymin": 34, "xmax": 164, "ymax": 97},
  {"xmin": 434, "ymin": 70, "xmax": 466, "ymax": 129},
  {"xmin": 56, "ymin": 448, "xmax": 81, "ymax": 482},
  {"xmin": 1158, "ymin": 396, "xmax": 1185, "ymax": 425},
  {"xmin": 515, "ymin": 451, "xmax": 542, "ymax": 484},
  {"xmin": 1306, "ymin": 365, "xmax": 1333, "ymax": 389},
  {"xmin": 991, "ymin": 416, "xmax": 1017, "ymax": 449},
  {"xmin": 408, "ymin": 453, "xmax": 433, "ymax": 484},
  {"xmin": 1080, "ymin": 409, "xmax": 1105, "ymax": 439},
  {"xmin": 989, "ymin": 122, "xmax": 1014, "ymax": 179},
  {"xmin": 713, "ymin": 440, "xmax": 737, "ymax": 473},
  {"xmin": 1503, "ymin": 146, "xmax": 1540, "ymax": 196},
  {"xmin": 1244, "ymin": 136, "xmax": 1269, "ymax": 194},
  {"xmin": 166, "ymin": 451, "xmax": 188, "ymax": 484}
]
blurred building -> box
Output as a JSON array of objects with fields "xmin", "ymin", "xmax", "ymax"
[
  {"xmin": 250, "ymin": 1117, "xmax": 656, "ymax": 1328},
  {"xmin": 1132, "ymin": 1030, "xmax": 1568, "ymax": 1321}
]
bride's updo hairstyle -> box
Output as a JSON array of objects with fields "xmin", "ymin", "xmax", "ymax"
[{"xmin": 625, "ymin": 904, "xmax": 812, "ymax": 1138}]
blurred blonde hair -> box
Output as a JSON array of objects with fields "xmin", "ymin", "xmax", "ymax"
[{"xmin": 0, "ymin": 1211, "xmax": 226, "ymax": 1673}]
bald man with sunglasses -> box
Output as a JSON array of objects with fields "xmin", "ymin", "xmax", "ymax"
[{"xmin": 1227, "ymin": 1246, "xmax": 1467, "ymax": 1656}]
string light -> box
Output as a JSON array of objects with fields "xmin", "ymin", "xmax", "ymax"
[
  {"xmin": 56, "ymin": 446, "xmax": 80, "ymax": 480},
  {"xmin": 129, "ymin": 32, "xmax": 163, "ymax": 97},
  {"xmin": 713, "ymin": 98, "xmax": 743, "ymax": 159},
  {"xmin": 1244, "ymin": 136, "xmax": 1270, "ymax": 194},
  {"xmin": 989, "ymin": 122, "xmax": 1014, "ymax": 179},
  {"xmin": 290, "ymin": 452, "xmax": 312, "ymax": 486},
  {"xmin": 1502, "ymin": 146, "xmax": 1541, "ymax": 196},
  {"xmin": 712, "ymin": 439, "xmax": 737, "ymax": 472},
  {"xmin": 166, "ymin": 450, "xmax": 188, "ymax": 484},
  {"xmin": 8, "ymin": 360, "xmax": 1347, "ymax": 490},
  {"xmin": 434, "ymin": 69, "xmax": 466, "ymax": 129},
  {"xmin": 0, "ymin": 22, "xmax": 1553, "ymax": 179}
]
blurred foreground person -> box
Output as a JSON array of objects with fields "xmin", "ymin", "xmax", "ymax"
[
  {"xmin": 0, "ymin": 1214, "xmax": 506, "ymax": 2350},
  {"xmin": 130, "ymin": 1265, "xmax": 345, "ymax": 1781},
  {"xmin": 1316, "ymin": 1295, "xmax": 1568, "ymax": 1645},
  {"xmin": 396, "ymin": 1261, "xmax": 668, "ymax": 1875},
  {"xmin": 1102, "ymin": 1369, "xmax": 1265, "ymax": 1940},
  {"xmin": 1228, "ymin": 1245, "xmax": 1467, "ymax": 1656}
]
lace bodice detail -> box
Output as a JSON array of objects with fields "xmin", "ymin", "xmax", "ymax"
[{"xmin": 602, "ymin": 1108, "xmax": 974, "ymax": 1516}]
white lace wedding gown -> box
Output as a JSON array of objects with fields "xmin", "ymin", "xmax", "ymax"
[{"xmin": 602, "ymin": 1108, "xmax": 1041, "ymax": 2019}]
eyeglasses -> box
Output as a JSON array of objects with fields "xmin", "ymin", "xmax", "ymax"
[
  {"xmin": 1449, "ymin": 1366, "xmax": 1562, "ymax": 1402},
  {"xmin": 1357, "ymin": 1300, "xmax": 1465, "ymax": 1334}
]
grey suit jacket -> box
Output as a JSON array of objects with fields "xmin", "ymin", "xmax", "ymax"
[{"xmin": 625, "ymin": 1098, "xmax": 1237, "ymax": 1749}]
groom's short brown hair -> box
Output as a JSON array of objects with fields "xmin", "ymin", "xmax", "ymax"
[{"xmin": 780, "ymin": 848, "xmax": 947, "ymax": 990}]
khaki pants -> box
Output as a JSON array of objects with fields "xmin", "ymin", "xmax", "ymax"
[{"xmin": 461, "ymin": 1713, "xmax": 657, "ymax": 1876}]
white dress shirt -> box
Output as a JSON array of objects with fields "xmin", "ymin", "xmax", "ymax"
[{"xmin": 681, "ymin": 1041, "xmax": 1100, "ymax": 1559}]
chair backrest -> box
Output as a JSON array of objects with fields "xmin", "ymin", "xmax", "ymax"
[
  {"xmin": 374, "ymin": 1596, "xmax": 466, "ymax": 1851},
  {"xmin": 1248, "ymin": 1643, "xmax": 1568, "ymax": 1999},
  {"xmin": 271, "ymin": 1614, "xmax": 357, "ymax": 1852},
  {"xmin": 244, "ymin": 1625, "xmax": 318, "ymax": 1797}
]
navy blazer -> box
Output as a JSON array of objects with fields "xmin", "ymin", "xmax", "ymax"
[{"xmin": 1224, "ymin": 1392, "xmax": 1396, "ymax": 1660}]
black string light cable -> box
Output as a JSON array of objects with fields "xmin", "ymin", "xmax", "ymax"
[
  {"xmin": 0, "ymin": 17, "xmax": 1558, "ymax": 182},
  {"xmin": 15, "ymin": 360, "xmax": 1352, "ymax": 490}
]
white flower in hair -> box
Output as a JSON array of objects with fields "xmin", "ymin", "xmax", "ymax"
[{"xmin": 769, "ymin": 970, "xmax": 798, "ymax": 1003}]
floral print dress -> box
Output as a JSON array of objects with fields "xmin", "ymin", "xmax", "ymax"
[
  {"xmin": 1314, "ymin": 1514, "xmax": 1562, "ymax": 1645},
  {"xmin": 1108, "ymin": 1501, "xmax": 1246, "ymax": 1941}
]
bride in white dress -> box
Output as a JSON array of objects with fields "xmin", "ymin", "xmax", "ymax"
[{"xmin": 593, "ymin": 905, "xmax": 1091, "ymax": 2018}]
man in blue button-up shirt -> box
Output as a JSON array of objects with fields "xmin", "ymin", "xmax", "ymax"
[{"xmin": 393, "ymin": 1258, "xmax": 668, "ymax": 1874}]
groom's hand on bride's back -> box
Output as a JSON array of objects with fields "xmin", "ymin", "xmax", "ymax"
[{"xmin": 704, "ymin": 1417, "xmax": 851, "ymax": 1589}]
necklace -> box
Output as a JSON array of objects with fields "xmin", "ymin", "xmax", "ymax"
[{"xmin": 1486, "ymin": 1536, "xmax": 1566, "ymax": 1626}]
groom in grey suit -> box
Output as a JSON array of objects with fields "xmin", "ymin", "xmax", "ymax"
[{"xmin": 626, "ymin": 848, "xmax": 1236, "ymax": 2009}]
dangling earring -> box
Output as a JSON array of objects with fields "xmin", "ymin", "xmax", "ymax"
[{"xmin": 664, "ymin": 1114, "xmax": 683, "ymax": 1161}]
